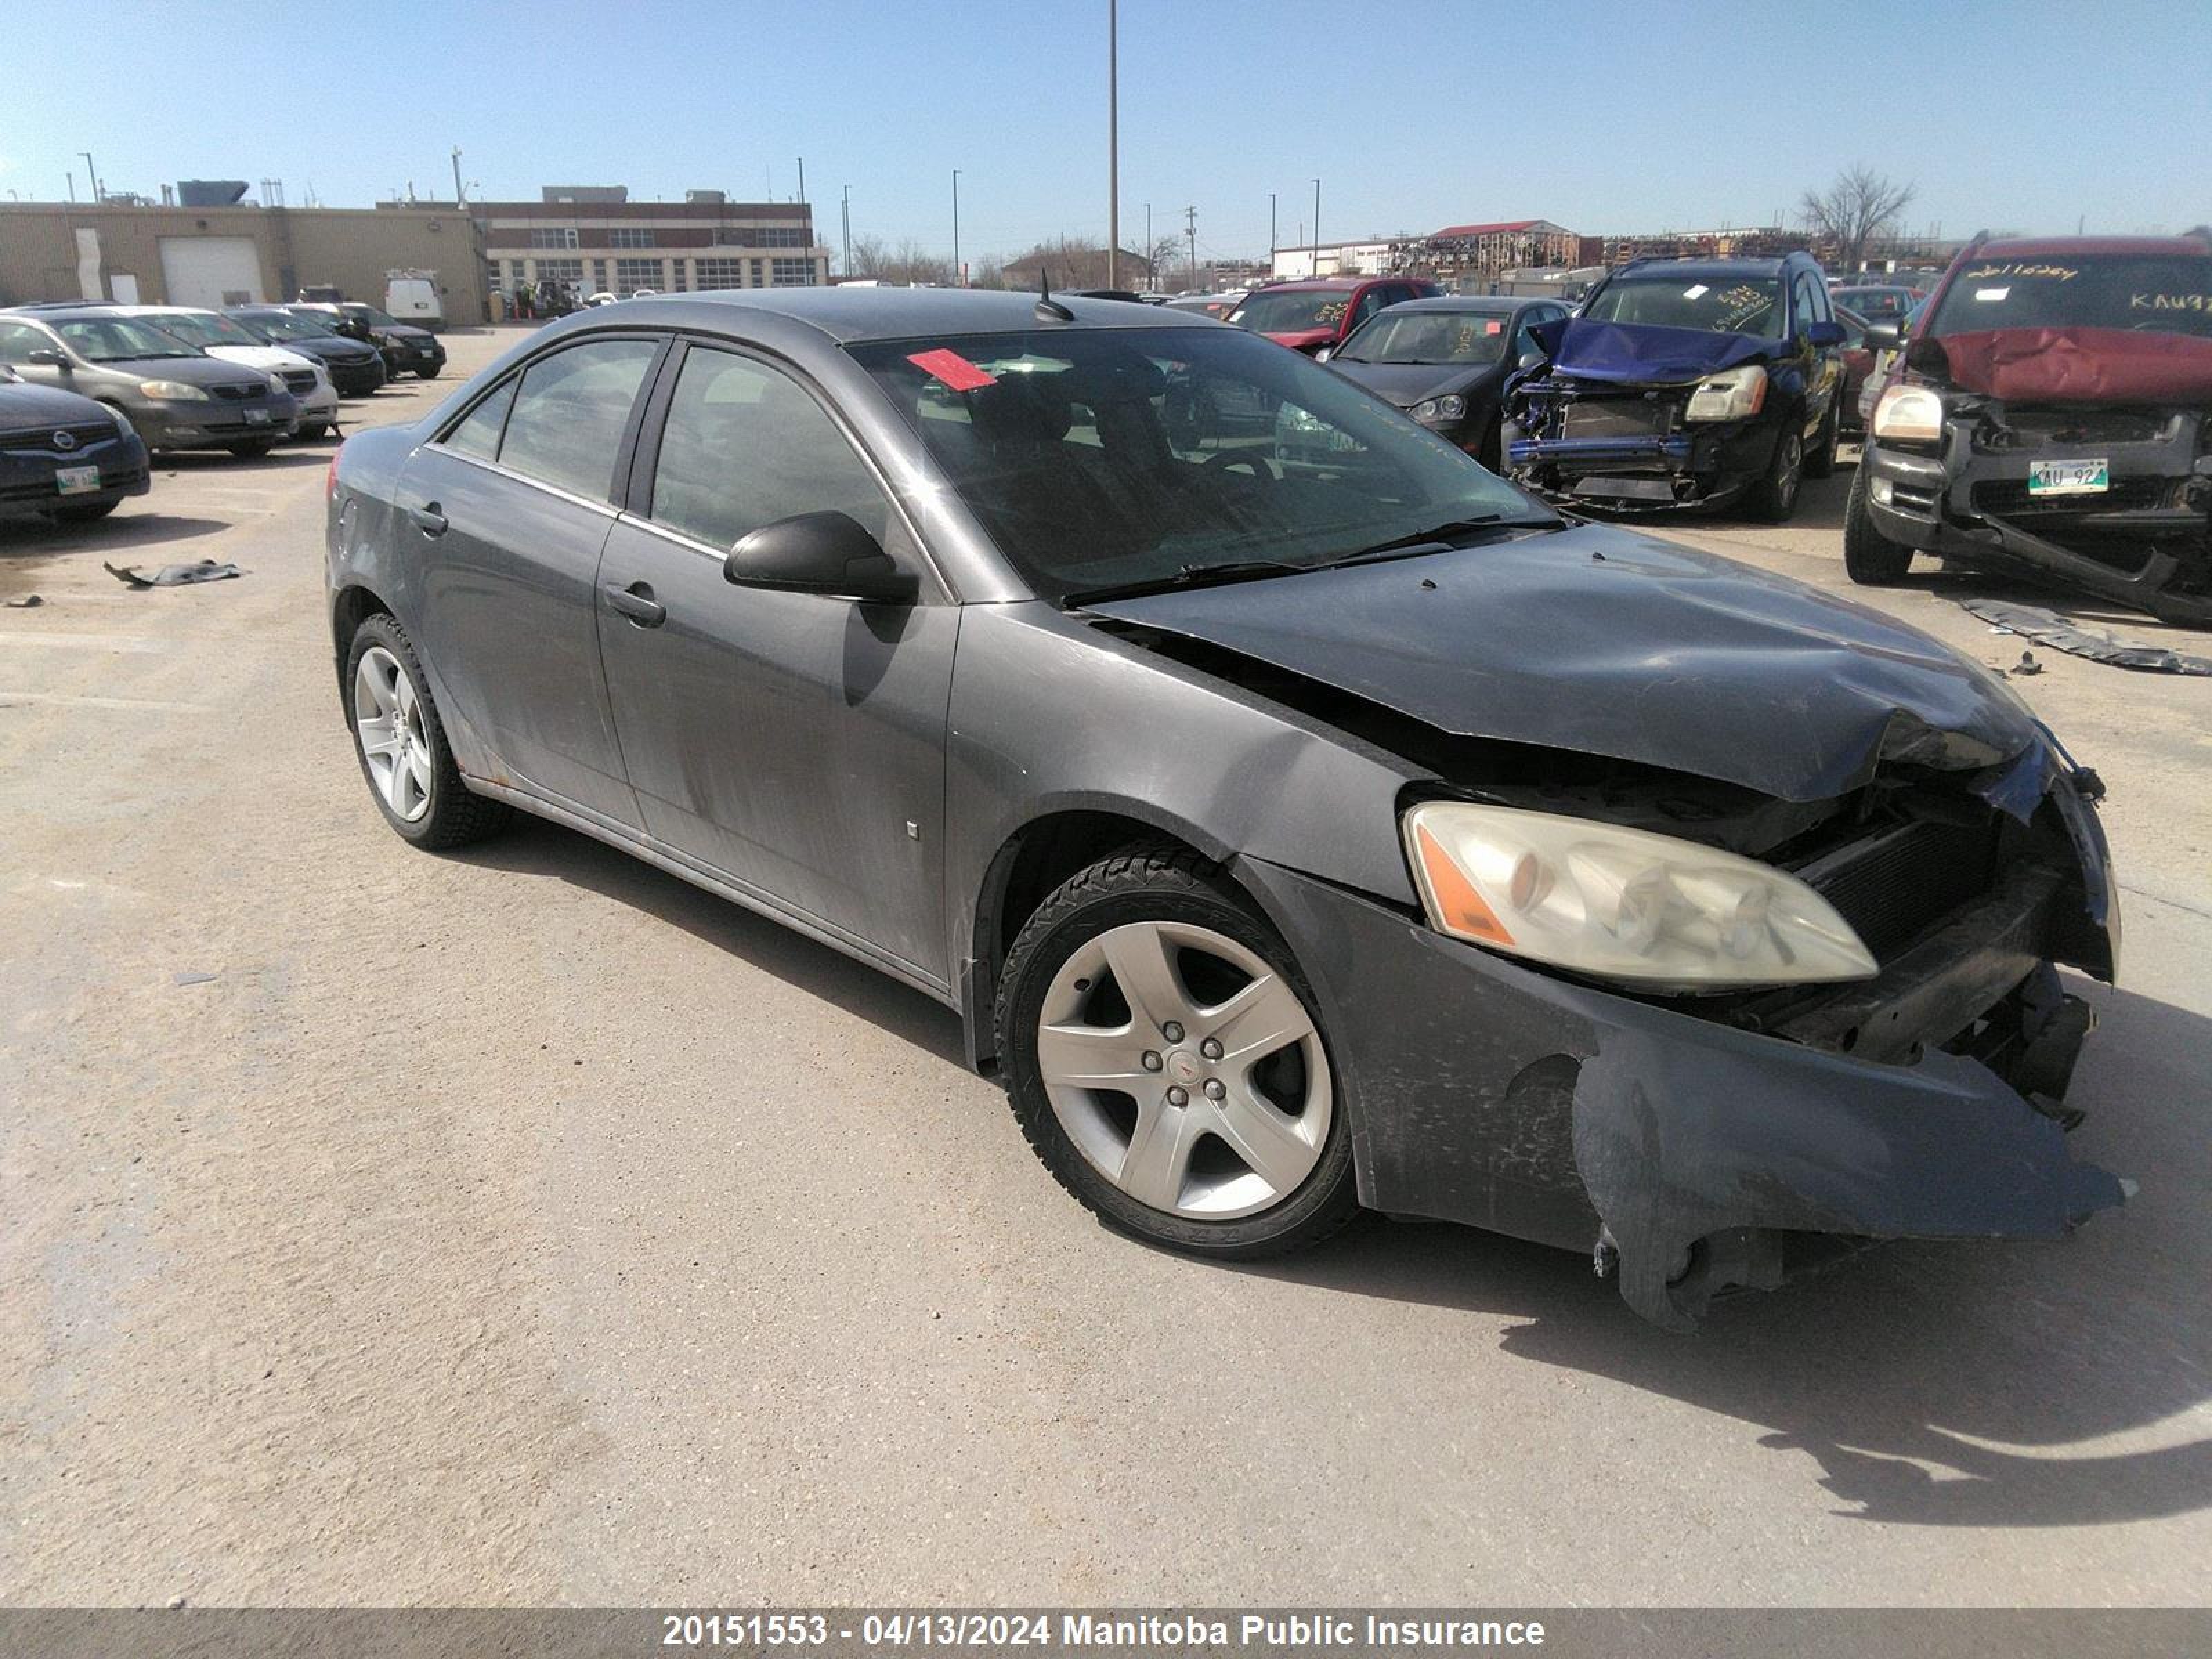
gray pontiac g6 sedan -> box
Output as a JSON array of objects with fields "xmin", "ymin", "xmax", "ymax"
[{"xmin": 325, "ymin": 290, "xmax": 2127, "ymax": 1327}]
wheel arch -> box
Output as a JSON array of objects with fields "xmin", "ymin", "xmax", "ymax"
[{"xmin": 330, "ymin": 581, "xmax": 394, "ymax": 684}]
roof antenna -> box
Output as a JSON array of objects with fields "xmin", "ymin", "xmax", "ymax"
[{"xmin": 1035, "ymin": 269, "xmax": 1074, "ymax": 324}]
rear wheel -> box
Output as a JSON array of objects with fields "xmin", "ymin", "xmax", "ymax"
[
  {"xmin": 995, "ymin": 844, "xmax": 1360, "ymax": 1257},
  {"xmin": 1843, "ymin": 462, "xmax": 1915, "ymax": 584},
  {"xmin": 1747, "ymin": 420, "xmax": 1804, "ymax": 523},
  {"xmin": 344, "ymin": 612, "xmax": 512, "ymax": 850}
]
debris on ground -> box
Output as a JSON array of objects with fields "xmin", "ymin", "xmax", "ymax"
[
  {"xmin": 3, "ymin": 594, "xmax": 43, "ymax": 608},
  {"xmin": 103, "ymin": 559, "xmax": 245, "ymax": 590},
  {"xmin": 2008, "ymin": 650, "xmax": 2043, "ymax": 677},
  {"xmin": 1963, "ymin": 598, "xmax": 2212, "ymax": 676}
]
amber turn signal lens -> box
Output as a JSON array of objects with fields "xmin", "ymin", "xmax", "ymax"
[{"xmin": 1414, "ymin": 822, "xmax": 1515, "ymax": 947}]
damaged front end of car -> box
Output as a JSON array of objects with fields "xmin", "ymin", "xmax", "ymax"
[
  {"xmin": 1083, "ymin": 536, "xmax": 2130, "ymax": 1328},
  {"xmin": 1864, "ymin": 337, "xmax": 2212, "ymax": 624},
  {"xmin": 1504, "ymin": 319, "xmax": 1793, "ymax": 512}
]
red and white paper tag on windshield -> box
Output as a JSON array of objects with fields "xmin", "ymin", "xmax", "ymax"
[{"xmin": 907, "ymin": 348, "xmax": 997, "ymax": 392}]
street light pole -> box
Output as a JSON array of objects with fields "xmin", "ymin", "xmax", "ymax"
[
  {"xmin": 79, "ymin": 151, "xmax": 102, "ymax": 203},
  {"xmin": 841, "ymin": 185, "xmax": 851, "ymax": 280},
  {"xmin": 1106, "ymin": 0, "xmax": 1120, "ymax": 290},
  {"xmin": 952, "ymin": 169, "xmax": 962, "ymax": 287},
  {"xmin": 1270, "ymin": 192, "xmax": 1277, "ymax": 271},
  {"xmin": 450, "ymin": 147, "xmax": 465, "ymax": 208},
  {"xmin": 1145, "ymin": 203, "xmax": 1152, "ymax": 290},
  {"xmin": 1311, "ymin": 177, "xmax": 1321, "ymax": 277}
]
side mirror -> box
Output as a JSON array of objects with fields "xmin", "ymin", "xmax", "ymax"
[
  {"xmin": 1517, "ymin": 348, "xmax": 1546, "ymax": 371},
  {"xmin": 26, "ymin": 348, "xmax": 68, "ymax": 368},
  {"xmin": 1861, "ymin": 321, "xmax": 1904, "ymax": 352},
  {"xmin": 1313, "ymin": 346, "xmax": 1333, "ymax": 363},
  {"xmin": 1805, "ymin": 319, "xmax": 1847, "ymax": 349},
  {"xmin": 724, "ymin": 510, "xmax": 918, "ymax": 604}
]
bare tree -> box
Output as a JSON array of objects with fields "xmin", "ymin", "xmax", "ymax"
[{"xmin": 1801, "ymin": 165, "xmax": 1916, "ymax": 276}]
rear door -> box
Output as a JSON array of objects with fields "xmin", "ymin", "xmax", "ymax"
[
  {"xmin": 594, "ymin": 339, "xmax": 957, "ymax": 983},
  {"xmin": 398, "ymin": 332, "xmax": 665, "ymax": 827}
]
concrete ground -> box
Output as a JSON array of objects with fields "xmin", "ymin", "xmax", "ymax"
[{"xmin": 3, "ymin": 326, "xmax": 2207, "ymax": 1607}]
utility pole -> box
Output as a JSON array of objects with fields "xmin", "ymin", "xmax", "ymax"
[
  {"xmin": 1270, "ymin": 192, "xmax": 1277, "ymax": 268},
  {"xmin": 79, "ymin": 151, "xmax": 102, "ymax": 202},
  {"xmin": 796, "ymin": 156, "xmax": 805, "ymax": 203},
  {"xmin": 1145, "ymin": 203, "xmax": 1152, "ymax": 288},
  {"xmin": 1311, "ymin": 177, "xmax": 1321, "ymax": 277},
  {"xmin": 1185, "ymin": 205, "xmax": 1198, "ymax": 290},
  {"xmin": 952, "ymin": 169, "xmax": 962, "ymax": 287},
  {"xmin": 841, "ymin": 185, "xmax": 851, "ymax": 279},
  {"xmin": 1106, "ymin": 0, "xmax": 1120, "ymax": 290},
  {"xmin": 451, "ymin": 147, "xmax": 465, "ymax": 207}
]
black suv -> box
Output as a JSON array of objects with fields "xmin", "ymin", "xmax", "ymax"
[
  {"xmin": 1506, "ymin": 251, "xmax": 1850, "ymax": 521},
  {"xmin": 294, "ymin": 302, "xmax": 446, "ymax": 380},
  {"xmin": 1846, "ymin": 232, "xmax": 2212, "ymax": 624}
]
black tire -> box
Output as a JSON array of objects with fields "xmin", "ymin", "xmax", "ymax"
[
  {"xmin": 226, "ymin": 438, "xmax": 276, "ymax": 459},
  {"xmin": 1474, "ymin": 412, "xmax": 1503, "ymax": 474},
  {"xmin": 415, "ymin": 367, "xmax": 442, "ymax": 380},
  {"xmin": 342, "ymin": 612, "xmax": 512, "ymax": 850},
  {"xmin": 50, "ymin": 498, "xmax": 120, "ymax": 523},
  {"xmin": 1804, "ymin": 391, "xmax": 1841, "ymax": 481},
  {"xmin": 297, "ymin": 422, "xmax": 330, "ymax": 442},
  {"xmin": 995, "ymin": 842, "xmax": 1361, "ymax": 1259},
  {"xmin": 1843, "ymin": 461, "xmax": 1914, "ymax": 584},
  {"xmin": 1746, "ymin": 418, "xmax": 1804, "ymax": 523}
]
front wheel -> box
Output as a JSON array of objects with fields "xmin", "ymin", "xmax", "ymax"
[
  {"xmin": 227, "ymin": 438, "xmax": 276, "ymax": 459},
  {"xmin": 1747, "ymin": 420, "xmax": 1803, "ymax": 523},
  {"xmin": 344, "ymin": 612, "xmax": 512, "ymax": 850},
  {"xmin": 1843, "ymin": 462, "xmax": 1914, "ymax": 584},
  {"xmin": 995, "ymin": 844, "xmax": 1360, "ymax": 1257},
  {"xmin": 1804, "ymin": 391, "xmax": 1841, "ymax": 480}
]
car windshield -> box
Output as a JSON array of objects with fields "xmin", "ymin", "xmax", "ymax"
[
  {"xmin": 239, "ymin": 312, "xmax": 335, "ymax": 342},
  {"xmin": 1228, "ymin": 288, "xmax": 1356, "ymax": 335},
  {"xmin": 1926, "ymin": 254, "xmax": 2212, "ymax": 340},
  {"xmin": 847, "ymin": 326, "xmax": 1550, "ymax": 603},
  {"xmin": 348, "ymin": 306, "xmax": 401, "ymax": 328},
  {"xmin": 147, "ymin": 310, "xmax": 263, "ymax": 349},
  {"xmin": 54, "ymin": 317, "xmax": 205, "ymax": 362},
  {"xmin": 1338, "ymin": 310, "xmax": 1515, "ymax": 365},
  {"xmin": 1580, "ymin": 272, "xmax": 1783, "ymax": 335}
]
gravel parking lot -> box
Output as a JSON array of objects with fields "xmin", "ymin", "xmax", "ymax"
[{"xmin": 3, "ymin": 324, "xmax": 2209, "ymax": 1607}]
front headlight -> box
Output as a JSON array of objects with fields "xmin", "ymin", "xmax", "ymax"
[
  {"xmin": 1873, "ymin": 384, "xmax": 1944, "ymax": 445},
  {"xmin": 1683, "ymin": 364, "xmax": 1768, "ymax": 422},
  {"xmin": 1411, "ymin": 394, "xmax": 1468, "ymax": 425},
  {"xmin": 138, "ymin": 379, "xmax": 209, "ymax": 401},
  {"xmin": 1402, "ymin": 801, "xmax": 1877, "ymax": 988}
]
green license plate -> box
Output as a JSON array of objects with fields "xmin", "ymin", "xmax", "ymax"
[{"xmin": 2028, "ymin": 458, "xmax": 2108, "ymax": 496}]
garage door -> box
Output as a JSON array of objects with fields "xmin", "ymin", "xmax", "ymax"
[{"xmin": 158, "ymin": 237, "xmax": 265, "ymax": 309}]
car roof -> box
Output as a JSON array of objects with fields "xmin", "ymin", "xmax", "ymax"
[
  {"xmin": 1376, "ymin": 294, "xmax": 1528, "ymax": 315},
  {"xmin": 1832, "ymin": 282, "xmax": 1914, "ymax": 292},
  {"xmin": 1248, "ymin": 277, "xmax": 1372, "ymax": 293},
  {"xmin": 1974, "ymin": 234, "xmax": 2211, "ymax": 259},
  {"xmin": 2, "ymin": 306, "xmax": 115, "ymax": 324},
  {"xmin": 1615, "ymin": 256, "xmax": 1792, "ymax": 280},
  {"xmin": 543, "ymin": 286, "xmax": 1217, "ymax": 345}
]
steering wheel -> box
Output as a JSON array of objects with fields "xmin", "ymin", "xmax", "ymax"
[{"xmin": 1201, "ymin": 449, "xmax": 1284, "ymax": 482}]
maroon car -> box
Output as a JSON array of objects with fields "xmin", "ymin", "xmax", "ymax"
[{"xmin": 1227, "ymin": 276, "xmax": 1440, "ymax": 355}]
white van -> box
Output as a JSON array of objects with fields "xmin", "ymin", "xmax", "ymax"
[{"xmin": 384, "ymin": 272, "xmax": 444, "ymax": 330}]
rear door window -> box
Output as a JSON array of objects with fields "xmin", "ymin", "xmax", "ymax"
[
  {"xmin": 495, "ymin": 337, "xmax": 661, "ymax": 501},
  {"xmin": 444, "ymin": 377, "xmax": 517, "ymax": 460}
]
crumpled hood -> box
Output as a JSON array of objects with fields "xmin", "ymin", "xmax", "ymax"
[
  {"xmin": 1263, "ymin": 328, "xmax": 1336, "ymax": 354},
  {"xmin": 1086, "ymin": 524, "xmax": 2043, "ymax": 802},
  {"xmin": 1334, "ymin": 360, "xmax": 1506, "ymax": 409},
  {"xmin": 1935, "ymin": 326, "xmax": 2212, "ymax": 404},
  {"xmin": 0, "ymin": 381, "xmax": 120, "ymax": 427},
  {"xmin": 1537, "ymin": 317, "xmax": 1777, "ymax": 386}
]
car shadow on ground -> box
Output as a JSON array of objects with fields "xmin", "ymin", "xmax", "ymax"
[
  {"xmin": 451, "ymin": 816, "xmax": 968, "ymax": 1067},
  {"xmin": 1230, "ymin": 975, "xmax": 2212, "ymax": 1531},
  {"xmin": 444, "ymin": 814, "xmax": 2211, "ymax": 1533},
  {"xmin": 153, "ymin": 450, "xmax": 330, "ymax": 474},
  {"xmin": 0, "ymin": 511, "xmax": 231, "ymax": 554}
]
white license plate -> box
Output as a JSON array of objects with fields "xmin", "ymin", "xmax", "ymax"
[
  {"xmin": 244, "ymin": 408, "xmax": 271, "ymax": 425},
  {"xmin": 2028, "ymin": 458, "xmax": 2108, "ymax": 496},
  {"xmin": 55, "ymin": 465, "xmax": 100, "ymax": 496}
]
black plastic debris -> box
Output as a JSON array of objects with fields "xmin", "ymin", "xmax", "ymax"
[
  {"xmin": 3, "ymin": 594, "xmax": 42, "ymax": 608},
  {"xmin": 1962, "ymin": 598, "xmax": 2212, "ymax": 677},
  {"xmin": 103, "ymin": 559, "xmax": 245, "ymax": 590}
]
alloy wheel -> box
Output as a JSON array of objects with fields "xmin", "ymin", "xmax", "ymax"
[
  {"xmin": 1035, "ymin": 919, "xmax": 1333, "ymax": 1220},
  {"xmin": 353, "ymin": 644, "xmax": 433, "ymax": 822}
]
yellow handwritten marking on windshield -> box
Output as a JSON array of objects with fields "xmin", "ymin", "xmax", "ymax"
[
  {"xmin": 1314, "ymin": 301, "xmax": 1348, "ymax": 326},
  {"xmin": 1963, "ymin": 263, "xmax": 2080, "ymax": 282},
  {"xmin": 2131, "ymin": 293, "xmax": 2212, "ymax": 312}
]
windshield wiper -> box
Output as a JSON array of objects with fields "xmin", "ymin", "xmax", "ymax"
[
  {"xmin": 1323, "ymin": 514, "xmax": 1555, "ymax": 568},
  {"xmin": 1062, "ymin": 558, "xmax": 1309, "ymax": 607}
]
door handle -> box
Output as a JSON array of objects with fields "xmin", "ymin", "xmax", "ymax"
[
  {"xmin": 409, "ymin": 501, "xmax": 448, "ymax": 537},
  {"xmin": 603, "ymin": 580, "xmax": 666, "ymax": 628}
]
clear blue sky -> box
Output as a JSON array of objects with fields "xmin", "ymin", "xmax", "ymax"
[{"xmin": 4, "ymin": 0, "xmax": 2203, "ymax": 261}]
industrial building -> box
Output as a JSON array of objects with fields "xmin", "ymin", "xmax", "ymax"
[
  {"xmin": 0, "ymin": 192, "xmax": 489, "ymax": 323},
  {"xmin": 1271, "ymin": 219, "xmax": 1581, "ymax": 283},
  {"xmin": 447, "ymin": 186, "xmax": 831, "ymax": 299}
]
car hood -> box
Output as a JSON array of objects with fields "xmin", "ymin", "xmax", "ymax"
[
  {"xmin": 379, "ymin": 324, "xmax": 437, "ymax": 343},
  {"xmin": 204, "ymin": 344, "xmax": 306, "ymax": 373},
  {"xmin": 1932, "ymin": 326, "xmax": 2212, "ymax": 403},
  {"xmin": 0, "ymin": 380, "xmax": 119, "ymax": 427},
  {"xmin": 287, "ymin": 335, "xmax": 379, "ymax": 363},
  {"xmin": 1534, "ymin": 317, "xmax": 1778, "ymax": 385},
  {"xmin": 1262, "ymin": 327, "xmax": 1337, "ymax": 353},
  {"xmin": 1085, "ymin": 524, "xmax": 2043, "ymax": 803},
  {"xmin": 1333, "ymin": 360, "xmax": 1506, "ymax": 407},
  {"xmin": 106, "ymin": 353, "xmax": 271, "ymax": 388}
]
